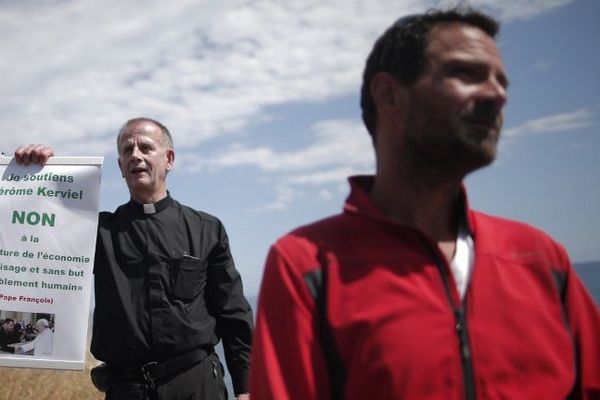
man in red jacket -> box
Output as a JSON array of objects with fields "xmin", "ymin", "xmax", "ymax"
[{"xmin": 249, "ymin": 6, "xmax": 600, "ymax": 400}]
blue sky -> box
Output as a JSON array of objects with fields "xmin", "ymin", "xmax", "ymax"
[{"xmin": 1, "ymin": 0, "xmax": 598, "ymax": 297}]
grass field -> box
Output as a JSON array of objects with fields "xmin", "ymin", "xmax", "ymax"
[{"xmin": 0, "ymin": 348, "xmax": 103, "ymax": 400}]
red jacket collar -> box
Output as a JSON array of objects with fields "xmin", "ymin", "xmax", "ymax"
[{"xmin": 343, "ymin": 175, "xmax": 475, "ymax": 237}]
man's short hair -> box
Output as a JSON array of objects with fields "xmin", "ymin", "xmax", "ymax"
[
  {"xmin": 360, "ymin": 6, "xmax": 500, "ymax": 140},
  {"xmin": 117, "ymin": 117, "xmax": 174, "ymax": 150},
  {"xmin": 2, "ymin": 318, "xmax": 14, "ymax": 325}
]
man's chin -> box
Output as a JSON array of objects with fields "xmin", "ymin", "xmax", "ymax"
[
  {"xmin": 127, "ymin": 179, "xmax": 153, "ymax": 192},
  {"xmin": 464, "ymin": 124, "xmax": 500, "ymax": 142},
  {"xmin": 465, "ymin": 128, "xmax": 499, "ymax": 157},
  {"xmin": 451, "ymin": 139, "xmax": 498, "ymax": 174},
  {"xmin": 467, "ymin": 147, "xmax": 497, "ymax": 171}
]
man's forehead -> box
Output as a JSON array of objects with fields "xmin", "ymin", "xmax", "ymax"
[
  {"xmin": 426, "ymin": 22, "xmax": 501, "ymax": 57},
  {"xmin": 423, "ymin": 23, "xmax": 505, "ymax": 76},
  {"xmin": 121, "ymin": 131, "xmax": 157, "ymax": 142},
  {"xmin": 123, "ymin": 121, "xmax": 160, "ymax": 137},
  {"xmin": 119, "ymin": 125, "xmax": 163, "ymax": 145}
]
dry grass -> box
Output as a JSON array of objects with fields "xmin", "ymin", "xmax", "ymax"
[{"xmin": 0, "ymin": 349, "xmax": 104, "ymax": 400}]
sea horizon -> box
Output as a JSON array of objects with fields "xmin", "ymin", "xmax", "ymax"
[{"xmin": 573, "ymin": 260, "xmax": 600, "ymax": 306}]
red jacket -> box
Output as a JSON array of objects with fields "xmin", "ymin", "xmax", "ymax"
[{"xmin": 250, "ymin": 176, "xmax": 600, "ymax": 399}]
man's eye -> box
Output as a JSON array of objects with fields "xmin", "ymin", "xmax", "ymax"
[{"xmin": 452, "ymin": 67, "xmax": 475, "ymax": 78}]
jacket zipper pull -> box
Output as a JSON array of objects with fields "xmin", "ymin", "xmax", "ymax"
[{"xmin": 455, "ymin": 311, "xmax": 471, "ymax": 359}]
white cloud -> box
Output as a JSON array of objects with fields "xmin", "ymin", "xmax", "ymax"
[
  {"xmin": 0, "ymin": 0, "xmax": 418, "ymax": 155},
  {"xmin": 1, "ymin": 0, "xmax": 578, "ymax": 212},
  {"xmin": 319, "ymin": 189, "xmax": 333, "ymax": 201},
  {"xmin": 504, "ymin": 107, "xmax": 598, "ymax": 138},
  {"xmin": 179, "ymin": 118, "xmax": 374, "ymax": 173},
  {"xmin": 180, "ymin": 117, "xmax": 374, "ymax": 211},
  {"xmin": 251, "ymin": 184, "xmax": 303, "ymax": 213},
  {"xmin": 1, "ymin": 0, "xmax": 571, "ymax": 156},
  {"xmin": 286, "ymin": 167, "xmax": 366, "ymax": 186}
]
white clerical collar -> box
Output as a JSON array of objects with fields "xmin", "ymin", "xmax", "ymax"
[
  {"xmin": 129, "ymin": 194, "xmax": 171, "ymax": 215},
  {"xmin": 142, "ymin": 203, "xmax": 156, "ymax": 214}
]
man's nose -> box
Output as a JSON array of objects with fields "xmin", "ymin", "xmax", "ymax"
[
  {"xmin": 131, "ymin": 145, "xmax": 142, "ymax": 159},
  {"xmin": 479, "ymin": 77, "xmax": 507, "ymax": 114}
]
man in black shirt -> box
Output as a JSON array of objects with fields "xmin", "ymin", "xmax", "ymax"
[
  {"xmin": 15, "ymin": 118, "xmax": 253, "ymax": 400},
  {"xmin": 0, "ymin": 318, "xmax": 17, "ymax": 353}
]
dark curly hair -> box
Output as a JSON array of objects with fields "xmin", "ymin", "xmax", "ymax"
[{"xmin": 360, "ymin": 6, "xmax": 500, "ymax": 141}]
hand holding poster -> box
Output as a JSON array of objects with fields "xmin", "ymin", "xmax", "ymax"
[{"xmin": 0, "ymin": 156, "xmax": 102, "ymax": 370}]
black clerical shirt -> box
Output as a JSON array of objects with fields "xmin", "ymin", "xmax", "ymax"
[{"xmin": 90, "ymin": 195, "xmax": 253, "ymax": 393}]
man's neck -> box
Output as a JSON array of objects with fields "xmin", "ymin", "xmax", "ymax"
[
  {"xmin": 130, "ymin": 190, "xmax": 168, "ymax": 205},
  {"xmin": 370, "ymin": 169, "xmax": 463, "ymax": 262},
  {"xmin": 372, "ymin": 176, "xmax": 460, "ymax": 233}
]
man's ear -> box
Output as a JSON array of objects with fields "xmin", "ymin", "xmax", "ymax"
[
  {"xmin": 166, "ymin": 149, "xmax": 175, "ymax": 172},
  {"xmin": 370, "ymin": 71, "xmax": 407, "ymax": 113},
  {"xmin": 117, "ymin": 158, "xmax": 124, "ymax": 178}
]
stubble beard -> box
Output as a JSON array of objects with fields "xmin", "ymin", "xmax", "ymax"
[
  {"xmin": 403, "ymin": 107, "xmax": 500, "ymax": 183},
  {"xmin": 455, "ymin": 121, "xmax": 500, "ymax": 169}
]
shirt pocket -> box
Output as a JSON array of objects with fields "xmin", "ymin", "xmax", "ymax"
[{"xmin": 170, "ymin": 255, "xmax": 207, "ymax": 301}]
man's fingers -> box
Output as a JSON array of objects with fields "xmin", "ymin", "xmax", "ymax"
[{"xmin": 13, "ymin": 144, "xmax": 55, "ymax": 165}]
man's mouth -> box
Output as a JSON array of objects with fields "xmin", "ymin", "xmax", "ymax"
[
  {"xmin": 467, "ymin": 103, "xmax": 502, "ymax": 131},
  {"xmin": 467, "ymin": 118, "xmax": 499, "ymax": 130},
  {"xmin": 130, "ymin": 167, "xmax": 147, "ymax": 174}
]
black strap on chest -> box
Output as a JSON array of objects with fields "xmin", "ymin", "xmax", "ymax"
[
  {"xmin": 112, "ymin": 346, "xmax": 213, "ymax": 389},
  {"xmin": 304, "ymin": 259, "xmax": 346, "ymax": 400}
]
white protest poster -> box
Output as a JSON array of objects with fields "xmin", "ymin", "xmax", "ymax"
[{"xmin": 0, "ymin": 156, "xmax": 102, "ymax": 370}]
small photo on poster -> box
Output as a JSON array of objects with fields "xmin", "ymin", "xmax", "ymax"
[{"xmin": 0, "ymin": 310, "xmax": 55, "ymax": 357}]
